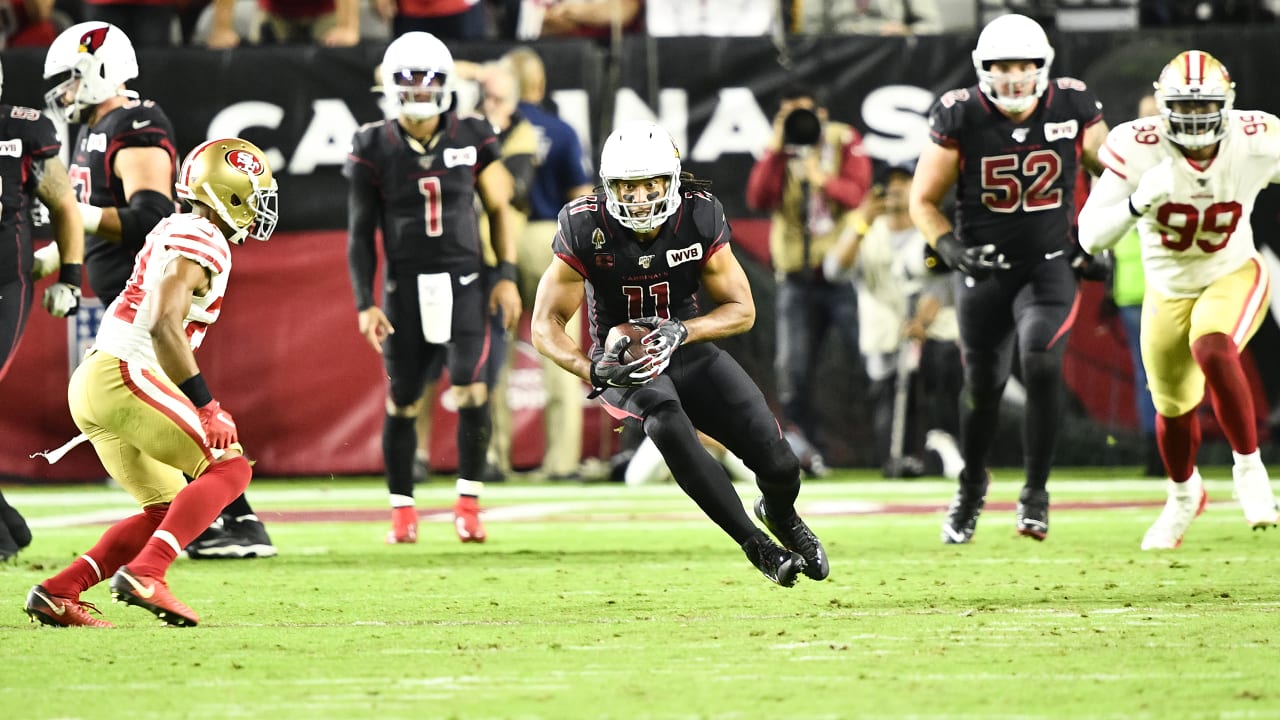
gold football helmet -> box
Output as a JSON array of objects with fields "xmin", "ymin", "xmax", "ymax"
[
  {"xmin": 176, "ymin": 138, "xmax": 279, "ymax": 244},
  {"xmin": 1154, "ymin": 50, "xmax": 1235, "ymax": 150}
]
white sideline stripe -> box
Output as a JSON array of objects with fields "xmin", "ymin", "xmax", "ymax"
[{"xmin": 28, "ymin": 508, "xmax": 135, "ymax": 528}]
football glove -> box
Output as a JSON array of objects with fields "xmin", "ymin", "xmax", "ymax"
[
  {"xmin": 31, "ymin": 243, "xmax": 60, "ymax": 280},
  {"xmin": 588, "ymin": 336, "xmax": 653, "ymax": 398},
  {"xmin": 197, "ymin": 399, "xmax": 239, "ymax": 449},
  {"xmin": 41, "ymin": 263, "xmax": 82, "ymax": 317},
  {"xmin": 1071, "ymin": 246, "xmax": 1114, "ymax": 283},
  {"xmin": 1129, "ymin": 158, "xmax": 1174, "ymax": 215},
  {"xmin": 42, "ymin": 283, "xmax": 81, "ymax": 318},
  {"xmin": 934, "ymin": 232, "xmax": 1010, "ymax": 280},
  {"xmin": 635, "ymin": 316, "xmax": 687, "ymax": 357}
]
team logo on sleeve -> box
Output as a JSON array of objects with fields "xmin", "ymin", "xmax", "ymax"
[
  {"xmin": 227, "ymin": 150, "xmax": 265, "ymax": 176},
  {"xmin": 591, "ymin": 228, "xmax": 606, "ymax": 249}
]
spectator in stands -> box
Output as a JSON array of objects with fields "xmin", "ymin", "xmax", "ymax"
[
  {"xmin": 2, "ymin": 0, "xmax": 60, "ymax": 48},
  {"xmin": 1111, "ymin": 93, "xmax": 1163, "ymax": 477},
  {"xmin": 80, "ymin": 0, "xmax": 178, "ymax": 46},
  {"xmin": 1079, "ymin": 50, "xmax": 1280, "ymax": 548},
  {"xmin": 39, "ymin": 21, "xmax": 277, "ymax": 559},
  {"xmin": 500, "ymin": 45, "xmax": 593, "ymax": 481},
  {"xmin": 518, "ymin": 0, "xmax": 642, "ymax": 40},
  {"xmin": 911, "ymin": 14, "xmax": 1109, "ymax": 545},
  {"xmin": 347, "ymin": 33, "xmax": 521, "ymax": 545},
  {"xmin": 824, "ymin": 160, "xmax": 963, "ymax": 480},
  {"xmin": 746, "ymin": 83, "xmax": 873, "ymax": 476},
  {"xmin": 794, "ymin": 0, "xmax": 942, "ymax": 35},
  {"xmin": 206, "ymin": 0, "xmax": 360, "ymax": 47},
  {"xmin": 375, "ymin": 0, "xmax": 486, "ymax": 40}
]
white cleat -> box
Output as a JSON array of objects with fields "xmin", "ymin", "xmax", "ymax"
[
  {"xmin": 1141, "ymin": 473, "xmax": 1208, "ymax": 550},
  {"xmin": 1232, "ymin": 462, "xmax": 1279, "ymax": 529}
]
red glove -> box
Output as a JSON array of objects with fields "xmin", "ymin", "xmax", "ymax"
[{"xmin": 197, "ymin": 399, "xmax": 238, "ymax": 449}]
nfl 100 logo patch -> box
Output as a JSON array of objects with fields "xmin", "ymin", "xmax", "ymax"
[{"xmin": 66, "ymin": 297, "xmax": 105, "ymax": 373}]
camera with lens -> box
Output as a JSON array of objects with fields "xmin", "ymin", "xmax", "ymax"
[{"xmin": 782, "ymin": 107, "xmax": 822, "ymax": 150}]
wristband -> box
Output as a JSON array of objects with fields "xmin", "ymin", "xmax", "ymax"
[
  {"xmin": 849, "ymin": 214, "xmax": 870, "ymax": 236},
  {"xmin": 497, "ymin": 261, "xmax": 518, "ymax": 283},
  {"xmin": 177, "ymin": 373, "xmax": 214, "ymax": 408},
  {"xmin": 57, "ymin": 262, "xmax": 82, "ymax": 287},
  {"xmin": 78, "ymin": 203, "xmax": 103, "ymax": 234}
]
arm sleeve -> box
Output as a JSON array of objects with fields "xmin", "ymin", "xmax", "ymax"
[
  {"xmin": 1077, "ymin": 169, "xmax": 1139, "ymax": 255},
  {"xmin": 347, "ymin": 176, "xmax": 380, "ymax": 311},
  {"xmin": 118, "ymin": 189, "xmax": 176, "ymax": 253},
  {"xmin": 745, "ymin": 150, "xmax": 786, "ymax": 210}
]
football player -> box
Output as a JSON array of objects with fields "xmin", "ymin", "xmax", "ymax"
[
  {"xmin": 346, "ymin": 32, "xmax": 521, "ymax": 545},
  {"xmin": 530, "ymin": 121, "xmax": 828, "ymax": 587},
  {"xmin": 909, "ymin": 13, "xmax": 1110, "ymax": 544},
  {"xmin": 36, "ymin": 21, "xmax": 276, "ymax": 560},
  {"xmin": 0, "ymin": 56, "xmax": 85, "ymax": 561},
  {"xmin": 1078, "ymin": 50, "xmax": 1279, "ymax": 548},
  {"xmin": 24, "ymin": 138, "xmax": 279, "ymax": 627}
]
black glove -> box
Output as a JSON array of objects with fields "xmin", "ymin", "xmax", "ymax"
[
  {"xmin": 588, "ymin": 336, "xmax": 652, "ymax": 399},
  {"xmin": 1071, "ymin": 246, "xmax": 1114, "ymax": 283},
  {"xmin": 934, "ymin": 232, "xmax": 1010, "ymax": 280}
]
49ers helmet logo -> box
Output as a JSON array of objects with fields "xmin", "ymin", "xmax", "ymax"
[
  {"xmin": 77, "ymin": 26, "xmax": 110, "ymax": 53},
  {"xmin": 226, "ymin": 149, "xmax": 264, "ymax": 176}
]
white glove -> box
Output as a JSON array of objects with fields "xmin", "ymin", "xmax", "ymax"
[
  {"xmin": 42, "ymin": 282, "xmax": 81, "ymax": 318},
  {"xmin": 31, "ymin": 243, "xmax": 60, "ymax": 280},
  {"xmin": 1130, "ymin": 158, "xmax": 1175, "ymax": 214}
]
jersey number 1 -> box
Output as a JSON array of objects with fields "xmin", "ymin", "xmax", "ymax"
[{"xmin": 418, "ymin": 177, "xmax": 443, "ymax": 237}]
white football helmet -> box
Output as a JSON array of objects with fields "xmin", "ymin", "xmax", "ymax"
[
  {"xmin": 176, "ymin": 138, "xmax": 279, "ymax": 245},
  {"xmin": 599, "ymin": 121, "xmax": 682, "ymax": 232},
  {"xmin": 43, "ymin": 21, "xmax": 138, "ymax": 124},
  {"xmin": 1154, "ymin": 50, "xmax": 1235, "ymax": 150},
  {"xmin": 971, "ymin": 13, "xmax": 1054, "ymax": 115},
  {"xmin": 379, "ymin": 32, "xmax": 455, "ymax": 121}
]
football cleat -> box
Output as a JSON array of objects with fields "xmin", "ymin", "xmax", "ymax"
[
  {"xmin": 1015, "ymin": 486, "xmax": 1050, "ymax": 541},
  {"xmin": 740, "ymin": 531, "xmax": 804, "ymax": 587},
  {"xmin": 1142, "ymin": 474, "xmax": 1208, "ymax": 550},
  {"xmin": 25, "ymin": 585, "xmax": 114, "ymax": 628},
  {"xmin": 941, "ymin": 469, "xmax": 989, "ymax": 544},
  {"xmin": 754, "ymin": 497, "xmax": 829, "ymax": 581},
  {"xmin": 386, "ymin": 506, "xmax": 419, "ymax": 544},
  {"xmin": 109, "ymin": 566, "xmax": 199, "ymax": 627},
  {"xmin": 1232, "ymin": 461, "xmax": 1279, "ymax": 529},
  {"xmin": 186, "ymin": 514, "xmax": 277, "ymax": 559},
  {"xmin": 453, "ymin": 496, "xmax": 486, "ymax": 543}
]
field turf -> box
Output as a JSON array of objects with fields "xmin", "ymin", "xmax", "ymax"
[{"xmin": 2, "ymin": 468, "xmax": 1279, "ymax": 719}]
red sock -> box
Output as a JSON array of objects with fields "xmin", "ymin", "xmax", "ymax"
[
  {"xmin": 1191, "ymin": 333, "xmax": 1257, "ymax": 453},
  {"xmin": 1156, "ymin": 410, "xmax": 1201, "ymax": 483},
  {"xmin": 130, "ymin": 456, "xmax": 253, "ymax": 578},
  {"xmin": 44, "ymin": 504, "xmax": 168, "ymax": 598}
]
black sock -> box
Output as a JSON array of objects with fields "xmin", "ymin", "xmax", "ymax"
[
  {"xmin": 456, "ymin": 404, "xmax": 492, "ymax": 482},
  {"xmin": 384, "ymin": 414, "xmax": 418, "ymax": 498}
]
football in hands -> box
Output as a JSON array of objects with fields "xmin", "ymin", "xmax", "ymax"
[{"xmin": 605, "ymin": 322, "xmax": 651, "ymax": 364}]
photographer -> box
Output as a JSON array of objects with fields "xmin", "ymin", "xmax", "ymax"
[{"xmin": 746, "ymin": 85, "xmax": 874, "ymax": 473}]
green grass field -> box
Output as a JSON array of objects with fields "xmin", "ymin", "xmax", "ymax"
[{"xmin": 3, "ymin": 469, "xmax": 1279, "ymax": 720}]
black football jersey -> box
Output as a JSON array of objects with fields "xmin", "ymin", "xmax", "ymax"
[
  {"xmin": 344, "ymin": 113, "xmax": 501, "ymax": 275},
  {"xmin": 0, "ymin": 105, "xmax": 60, "ymax": 282},
  {"xmin": 70, "ymin": 98, "xmax": 178, "ymax": 302},
  {"xmin": 927, "ymin": 79, "xmax": 1103, "ymax": 263},
  {"xmin": 552, "ymin": 190, "xmax": 732, "ymax": 358}
]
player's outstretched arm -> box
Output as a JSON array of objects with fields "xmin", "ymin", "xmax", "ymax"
[
  {"xmin": 1078, "ymin": 168, "xmax": 1143, "ymax": 255},
  {"xmin": 531, "ymin": 257, "xmax": 591, "ymax": 384}
]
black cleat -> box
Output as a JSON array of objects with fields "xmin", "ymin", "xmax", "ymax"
[
  {"xmin": 754, "ymin": 497, "xmax": 829, "ymax": 580},
  {"xmin": 741, "ymin": 531, "xmax": 805, "ymax": 587},
  {"xmin": 186, "ymin": 514, "xmax": 277, "ymax": 559},
  {"xmin": 1015, "ymin": 486, "xmax": 1050, "ymax": 540},
  {"xmin": 941, "ymin": 469, "xmax": 989, "ymax": 544}
]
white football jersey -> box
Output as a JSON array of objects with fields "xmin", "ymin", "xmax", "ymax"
[
  {"xmin": 93, "ymin": 213, "xmax": 232, "ymax": 372},
  {"xmin": 1098, "ymin": 110, "xmax": 1280, "ymax": 296}
]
